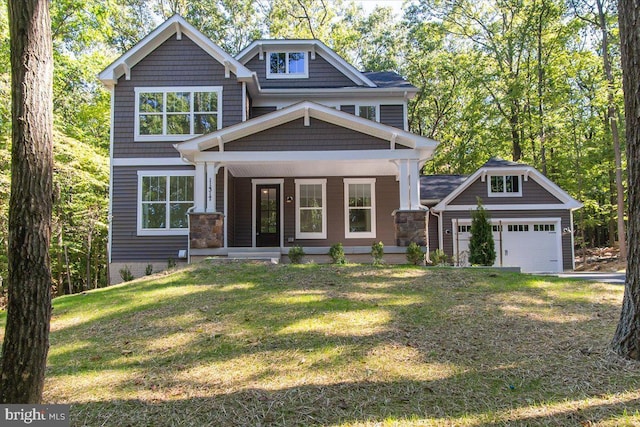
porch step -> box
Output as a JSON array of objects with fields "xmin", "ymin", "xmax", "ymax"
[{"xmin": 227, "ymin": 251, "xmax": 281, "ymax": 263}]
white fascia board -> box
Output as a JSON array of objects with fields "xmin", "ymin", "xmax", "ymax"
[
  {"xmin": 98, "ymin": 15, "xmax": 252, "ymax": 86},
  {"xmin": 236, "ymin": 39, "xmax": 376, "ymax": 87},
  {"xmin": 176, "ymin": 101, "xmax": 438, "ymax": 154},
  {"xmin": 112, "ymin": 157, "xmax": 191, "ymax": 167},
  {"xmin": 193, "ymin": 149, "xmax": 423, "ymax": 163},
  {"xmin": 255, "ymin": 87, "xmax": 418, "ymax": 98},
  {"xmin": 437, "ymin": 204, "xmax": 576, "ymax": 212},
  {"xmin": 432, "ymin": 166, "xmax": 583, "ymax": 212}
]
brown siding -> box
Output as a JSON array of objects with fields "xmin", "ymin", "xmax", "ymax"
[
  {"xmin": 449, "ymin": 176, "xmax": 563, "ymax": 205},
  {"xmin": 340, "ymin": 105, "xmax": 355, "ymax": 114},
  {"xmin": 228, "ymin": 175, "xmax": 398, "ymax": 248},
  {"xmin": 222, "ymin": 118, "xmax": 390, "ymax": 151},
  {"xmin": 380, "ymin": 104, "xmax": 405, "ymax": 129},
  {"xmin": 113, "ymin": 35, "xmax": 243, "ymax": 158},
  {"xmin": 227, "ymin": 173, "xmax": 236, "ymax": 246},
  {"xmin": 440, "ymin": 209, "xmax": 574, "ymax": 270},
  {"xmin": 427, "ymin": 211, "xmax": 439, "ymax": 251},
  {"xmin": 250, "ymin": 106, "xmax": 277, "ymax": 118},
  {"xmin": 216, "ymin": 167, "xmax": 225, "ymax": 213},
  {"xmin": 111, "ymin": 165, "xmax": 194, "ymax": 262},
  {"xmin": 231, "ymin": 177, "xmax": 252, "ymax": 247},
  {"xmin": 245, "ymin": 53, "xmax": 357, "ymax": 88}
]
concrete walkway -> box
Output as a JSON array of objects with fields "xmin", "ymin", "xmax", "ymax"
[{"xmin": 556, "ymin": 272, "xmax": 626, "ymax": 284}]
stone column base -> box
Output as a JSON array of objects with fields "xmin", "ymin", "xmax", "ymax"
[
  {"xmin": 189, "ymin": 212, "xmax": 224, "ymax": 249},
  {"xmin": 393, "ymin": 210, "xmax": 427, "ymax": 246}
]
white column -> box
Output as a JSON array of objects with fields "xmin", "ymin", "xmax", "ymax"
[
  {"xmin": 409, "ymin": 160, "xmax": 421, "ymax": 210},
  {"xmin": 206, "ymin": 162, "xmax": 218, "ymax": 213},
  {"xmin": 194, "ymin": 162, "xmax": 206, "ymax": 212},
  {"xmin": 398, "ymin": 160, "xmax": 410, "ymax": 210}
]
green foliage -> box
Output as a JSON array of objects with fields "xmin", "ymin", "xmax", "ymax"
[
  {"xmin": 469, "ymin": 199, "xmax": 496, "ymax": 266},
  {"xmin": 145, "ymin": 264, "xmax": 153, "ymax": 276},
  {"xmin": 430, "ymin": 249, "xmax": 449, "ymax": 266},
  {"xmin": 119, "ymin": 266, "xmax": 134, "ymax": 282},
  {"xmin": 168, "ymin": 258, "xmax": 177, "ymax": 269},
  {"xmin": 406, "ymin": 242, "xmax": 424, "ymax": 265},
  {"xmin": 288, "ymin": 246, "xmax": 305, "ymax": 264},
  {"xmin": 328, "ymin": 243, "xmax": 346, "ymax": 264},
  {"xmin": 371, "ymin": 241, "xmax": 384, "ymax": 265}
]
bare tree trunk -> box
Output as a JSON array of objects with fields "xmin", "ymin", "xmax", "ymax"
[
  {"xmin": 596, "ymin": 0, "xmax": 627, "ymax": 261},
  {"xmin": 0, "ymin": 0, "xmax": 54, "ymax": 403},
  {"xmin": 612, "ymin": 0, "xmax": 640, "ymax": 360},
  {"xmin": 64, "ymin": 245, "xmax": 72, "ymax": 295}
]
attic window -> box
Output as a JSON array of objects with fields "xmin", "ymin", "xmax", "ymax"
[
  {"xmin": 267, "ymin": 52, "xmax": 308, "ymax": 78},
  {"xmin": 488, "ymin": 175, "xmax": 521, "ymax": 197}
]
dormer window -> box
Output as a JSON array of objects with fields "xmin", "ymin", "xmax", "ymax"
[
  {"xmin": 357, "ymin": 105, "xmax": 378, "ymax": 122},
  {"xmin": 267, "ymin": 52, "xmax": 308, "ymax": 78},
  {"xmin": 489, "ymin": 175, "xmax": 521, "ymax": 197}
]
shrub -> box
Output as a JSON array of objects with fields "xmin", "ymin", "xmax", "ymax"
[
  {"xmin": 329, "ymin": 243, "xmax": 346, "ymax": 264},
  {"xmin": 167, "ymin": 258, "xmax": 177, "ymax": 269},
  {"xmin": 145, "ymin": 264, "xmax": 153, "ymax": 275},
  {"xmin": 119, "ymin": 265, "xmax": 134, "ymax": 282},
  {"xmin": 288, "ymin": 246, "xmax": 305, "ymax": 264},
  {"xmin": 406, "ymin": 242, "xmax": 424, "ymax": 265},
  {"xmin": 430, "ymin": 249, "xmax": 449, "ymax": 266},
  {"xmin": 469, "ymin": 198, "xmax": 496, "ymax": 266},
  {"xmin": 371, "ymin": 241, "xmax": 384, "ymax": 266}
]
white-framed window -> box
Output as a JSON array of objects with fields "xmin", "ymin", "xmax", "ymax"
[
  {"xmin": 134, "ymin": 86, "xmax": 222, "ymax": 141},
  {"xmin": 344, "ymin": 178, "xmax": 376, "ymax": 239},
  {"xmin": 137, "ymin": 171, "xmax": 195, "ymax": 236},
  {"xmin": 267, "ymin": 52, "xmax": 308, "ymax": 78},
  {"xmin": 356, "ymin": 104, "xmax": 379, "ymax": 122},
  {"xmin": 507, "ymin": 224, "xmax": 529, "ymax": 232},
  {"xmin": 488, "ymin": 175, "xmax": 522, "ymax": 197},
  {"xmin": 295, "ymin": 179, "xmax": 327, "ymax": 239}
]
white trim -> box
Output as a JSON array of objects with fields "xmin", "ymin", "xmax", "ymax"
[
  {"xmin": 295, "ymin": 179, "xmax": 327, "ymax": 239},
  {"xmin": 134, "ymin": 86, "xmax": 222, "ymax": 142},
  {"xmin": 112, "ymin": 157, "xmax": 189, "ymax": 167},
  {"xmin": 241, "ymin": 82, "xmax": 247, "ymax": 122},
  {"xmin": 344, "ymin": 178, "xmax": 377, "ymax": 239},
  {"xmin": 191, "ymin": 150, "xmax": 424, "ymax": 163},
  {"xmin": 176, "ymin": 101, "xmax": 438, "ymax": 160},
  {"xmin": 136, "ymin": 170, "xmax": 195, "ymax": 236},
  {"xmin": 108, "ymin": 87, "xmax": 115, "ymax": 264},
  {"xmin": 223, "ymin": 167, "xmax": 228, "ymax": 249},
  {"xmin": 237, "ymin": 39, "xmax": 376, "ymax": 87},
  {"xmin": 99, "ymin": 15, "xmax": 253, "ymax": 87},
  {"xmin": 438, "ymin": 203, "xmax": 577, "ymax": 211},
  {"xmin": 355, "ymin": 104, "xmax": 380, "ymax": 122},
  {"xmin": 432, "ymin": 165, "xmax": 583, "ymax": 212},
  {"xmin": 251, "ymin": 179, "xmax": 284, "ymax": 248},
  {"xmin": 266, "ymin": 51, "xmax": 309, "ymax": 79},
  {"xmin": 487, "ymin": 174, "xmax": 522, "ymax": 198}
]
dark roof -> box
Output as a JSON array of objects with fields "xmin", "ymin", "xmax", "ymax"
[
  {"xmin": 482, "ymin": 156, "xmax": 526, "ymax": 168},
  {"xmin": 420, "ymin": 174, "xmax": 468, "ymax": 201},
  {"xmin": 362, "ymin": 71, "xmax": 416, "ymax": 89}
]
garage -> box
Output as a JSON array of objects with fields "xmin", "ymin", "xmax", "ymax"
[{"xmin": 452, "ymin": 219, "xmax": 563, "ymax": 273}]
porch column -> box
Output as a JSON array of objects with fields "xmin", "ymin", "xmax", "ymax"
[
  {"xmin": 409, "ymin": 159, "xmax": 421, "ymax": 210},
  {"xmin": 398, "ymin": 160, "xmax": 410, "ymax": 210},
  {"xmin": 206, "ymin": 162, "xmax": 219, "ymax": 213},
  {"xmin": 194, "ymin": 162, "xmax": 206, "ymax": 212}
]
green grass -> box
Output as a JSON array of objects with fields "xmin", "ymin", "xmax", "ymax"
[{"xmin": 1, "ymin": 262, "xmax": 639, "ymax": 426}]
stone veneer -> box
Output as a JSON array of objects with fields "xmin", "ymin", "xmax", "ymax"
[
  {"xmin": 393, "ymin": 210, "xmax": 427, "ymax": 246},
  {"xmin": 189, "ymin": 212, "xmax": 224, "ymax": 249}
]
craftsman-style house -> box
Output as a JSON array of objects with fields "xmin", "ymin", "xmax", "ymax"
[{"xmin": 100, "ymin": 15, "xmax": 580, "ymax": 283}]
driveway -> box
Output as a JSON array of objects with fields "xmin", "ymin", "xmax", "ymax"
[{"xmin": 556, "ymin": 272, "xmax": 626, "ymax": 284}]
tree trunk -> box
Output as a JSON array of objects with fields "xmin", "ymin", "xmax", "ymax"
[
  {"xmin": 0, "ymin": 0, "xmax": 54, "ymax": 403},
  {"xmin": 612, "ymin": 0, "xmax": 640, "ymax": 360},
  {"xmin": 596, "ymin": 0, "xmax": 627, "ymax": 261}
]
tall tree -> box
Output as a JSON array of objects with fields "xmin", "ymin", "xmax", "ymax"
[
  {"xmin": 611, "ymin": 0, "xmax": 640, "ymax": 360},
  {"xmin": 0, "ymin": 0, "xmax": 54, "ymax": 403}
]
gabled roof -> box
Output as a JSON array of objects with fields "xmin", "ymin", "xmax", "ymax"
[
  {"xmin": 98, "ymin": 15, "xmax": 253, "ymax": 87},
  {"xmin": 175, "ymin": 100, "xmax": 438, "ymax": 161},
  {"xmin": 420, "ymin": 175, "xmax": 468, "ymax": 202},
  {"xmin": 432, "ymin": 159, "xmax": 583, "ymax": 211},
  {"xmin": 236, "ymin": 39, "xmax": 377, "ymax": 88}
]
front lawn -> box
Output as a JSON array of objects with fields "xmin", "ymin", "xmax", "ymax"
[{"xmin": 1, "ymin": 262, "xmax": 639, "ymax": 426}]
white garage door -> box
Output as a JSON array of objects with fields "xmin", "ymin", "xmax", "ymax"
[{"xmin": 453, "ymin": 219, "xmax": 562, "ymax": 273}]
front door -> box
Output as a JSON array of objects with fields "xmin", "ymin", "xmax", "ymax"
[{"xmin": 256, "ymin": 184, "xmax": 280, "ymax": 247}]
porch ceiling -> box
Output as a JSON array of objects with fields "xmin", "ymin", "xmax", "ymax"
[{"xmin": 225, "ymin": 158, "xmax": 398, "ymax": 177}]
